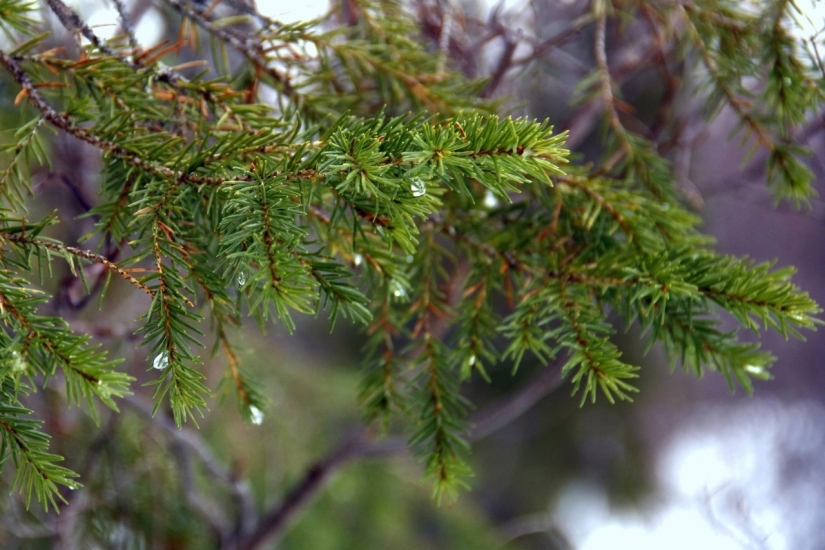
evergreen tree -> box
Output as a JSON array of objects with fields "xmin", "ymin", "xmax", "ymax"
[{"xmin": 0, "ymin": 0, "xmax": 821, "ymax": 547}]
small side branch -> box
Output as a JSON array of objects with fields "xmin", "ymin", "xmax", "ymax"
[
  {"xmin": 43, "ymin": 0, "xmax": 188, "ymax": 89},
  {"xmin": 593, "ymin": 2, "xmax": 632, "ymax": 164},
  {"xmin": 0, "ymin": 48, "xmax": 234, "ymax": 186},
  {"xmin": 1, "ymin": 233, "xmax": 155, "ymax": 297}
]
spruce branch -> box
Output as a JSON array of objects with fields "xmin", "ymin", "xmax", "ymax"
[
  {"xmin": 0, "ymin": 0, "xmax": 820, "ymax": 526},
  {"xmin": 0, "ymin": 273, "xmax": 132, "ymax": 418},
  {"xmin": 0, "ymin": 231, "xmax": 154, "ymax": 298},
  {"xmin": 161, "ymin": 0, "xmax": 317, "ymax": 118},
  {"xmin": 42, "ymin": 0, "xmax": 199, "ymax": 94},
  {"xmin": 679, "ymin": 2, "xmax": 817, "ymax": 204},
  {"xmin": 0, "ymin": 380, "xmax": 81, "ymax": 512},
  {"xmin": 0, "ymin": 49, "xmax": 233, "ymax": 186}
]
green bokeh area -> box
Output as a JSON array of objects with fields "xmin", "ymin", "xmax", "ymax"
[{"xmin": 0, "ymin": 323, "xmax": 507, "ymax": 548}]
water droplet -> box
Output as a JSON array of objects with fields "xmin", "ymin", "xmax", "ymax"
[
  {"xmin": 153, "ymin": 351, "xmax": 169, "ymax": 371},
  {"xmin": 250, "ymin": 405, "xmax": 264, "ymax": 425},
  {"xmin": 468, "ymin": 354, "xmax": 476, "ymax": 367},
  {"xmin": 353, "ymin": 253, "xmax": 363, "ymax": 267},
  {"xmin": 411, "ymin": 177, "xmax": 426, "ymax": 197},
  {"xmin": 376, "ymin": 226, "xmax": 385, "ymax": 236},
  {"xmin": 391, "ymin": 281, "xmax": 407, "ymax": 299},
  {"xmin": 97, "ymin": 381, "xmax": 111, "ymax": 399},
  {"xmin": 447, "ymin": 225, "xmax": 456, "ymax": 236},
  {"xmin": 522, "ymin": 148, "xmax": 534, "ymax": 158},
  {"xmin": 10, "ymin": 350, "xmax": 26, "ymax": 372},
  {"xmin": 406, "ymin": 254, "xmax": 414, "ymax": 263},
  {"xmin": 237, "ymin": 270, "xmax": 247, "ymax": 286},
  {"xmin": 304, "ymin": 41, "xmax": 319, "ymax": 59},
  {"xmin": 744, "ymin": 364, "xmax": 764, "ymax": 375},
  {"xmin": 483, "ymin": 190, "xmax": 500, "ymax": 208}
]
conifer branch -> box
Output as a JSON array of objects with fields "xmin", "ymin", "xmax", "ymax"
[
  {"xmin": 0, "ymin": 0, "xmax": 820, "ymax": 523},
  {"xmin": 681, "ymin": 6, "xmax": 775, "ymax": 151},
  {"xmin": 161, "ymin": 0, "xmax": 315, "ymax": 117},
  {"xmin": 0, "ymin": 382, "xmax": 80, "ymax": 511},
  {"xmin": 43, "ymin": 0, "xmax": 192, "ymax": 91},
  {"xmin": 1, "ymin": 233, "xmax": 154, "ymax": 297},
  {"xmin": 0, "ymin": 49, "xmax": 232, "ymax": 186}
]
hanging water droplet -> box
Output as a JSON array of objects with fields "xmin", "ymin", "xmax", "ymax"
[
  {"xmin": 483, "ymin": 190, "xmax": 500, "ymax": 208},
  {"xmin": 468, "ymin": 354, "xmax": 477, "ymax": 367},
  {"xmin": 391, "ymin": 281, "xmax": 407, "ymax": 299},
  {"xmin": 237, "ymin": 270, "xmax": 247, "ymax": 286},
  {"xmin": 97, "ymin": 380, "xmax": 111, "ymax": 399},
  {"xmin": 304, "ymin": 41, "xmax": 319, "ymax": 59},
  {"xmin": 249, "ymin": 405, "xmax": 264, "ymax": 425},
  {"xmin": 744, "ymin": 364, "xmax": 764, "ymax": 375},
  {"xmin": 153, "ymin": 351, "xmax": 169, "ymax": 371},
  {"xmin": 406, "ymin": 254, "xmax": 414, "ymax": 263},
  {"xmin": 410, "ymin": 177, "xmax": 426, "ymax": 197},
  {"xmin": 447, "ymin": 225, "xmax": 457, "ymax": 236},
  {"xmin": 10, "ymin": 350, "xmax": 26, "ymax": 372},
  {"xmin": 353, "ymin": 253, "xmax": 364, "ymax": 267}
]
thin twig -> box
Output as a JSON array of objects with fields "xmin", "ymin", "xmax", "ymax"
[
  {"xmin": 1, "ymin": 233, "xmax": 155, "ymax": 297},
  {"xmin": 110, "ymin": 0, "xmax": 141, "ymax": 54},
  {"xmin": 593, "ymin": 1, "xmax": 632, "ymax": 166},
  {"xmin": 436, "ymin": 0, "xmax": 454, "ymax": 74},
  {"xmin": 0, "ymin": 48, "xmax": 236, "ymax": 186},
  {"xmin": 43, "ymin": 0, "xmax": 189, "ymax": 90},
  {"xmin": 481, "ymin": 28, "xmax": 521, "ymax": 98},
  {"xmin": 168, "ymin": 438, "xmax": 229, "ymax": 540}
]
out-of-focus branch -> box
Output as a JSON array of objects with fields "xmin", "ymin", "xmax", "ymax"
[
  {"xmin": 161, "ymin": 0, "xmax": 314, "ymax": 116},
  {"xmin": 110, "ymin": 0, "xmax": 140, "ymax": 53},
  {"xmin": 480, "ymin": 28, "xmax": 520, "ymax": 98},
  {"xmin": 238, "ymin": 360, "xmax": 565, "ymax": 550},
  {"xmin": 121, "ymin": 394, "xmax": 255, "ymax": 543},
  {"xmin": 43, "ymin": 0, "xmax": 188, "ymax": 88}
]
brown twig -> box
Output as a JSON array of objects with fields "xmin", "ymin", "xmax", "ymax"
[
  {"xmin": 1, "ymin": 233, "xmax": 155, "ymax": 298},
  {"xmin": 480, "ymin": 28, "xmax": 521, "ymax": 98},
  {"xmin": 593, "ymin": 2, "xmax": 633, "ymax": 169},
  {"xmin": 0, "ymin": 49, "xmax": 232, "ymax": 186},
  {"xmin": 161, "ymin": 0, "xmax": 317, "ymax": 117},
  {"xmin": 43, "ymin": 0, "xmax": 189, "ymax": 90}
]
